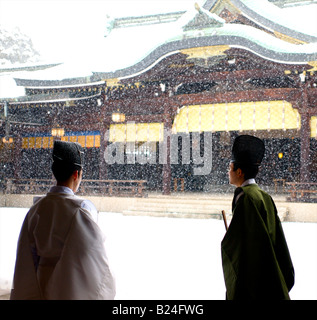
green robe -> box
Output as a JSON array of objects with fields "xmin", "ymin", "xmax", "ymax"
[{"xmin": 221, "ymin": 184, "xmax": 294, "ymax": 300}]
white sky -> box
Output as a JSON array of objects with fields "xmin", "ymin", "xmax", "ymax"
[{"xmin": 0, "ymin": 0, "xmax": 201, "ymax": 62}]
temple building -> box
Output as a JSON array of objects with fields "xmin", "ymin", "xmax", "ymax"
[{"xmin": 1, "ymin": 0, "xmax": 317, "ymax": 195}]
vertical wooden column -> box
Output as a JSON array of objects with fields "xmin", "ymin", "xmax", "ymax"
[
  {"xmin": 99, "ymin": 91, "xmax": 109, "ymax": 180},
  {"xmin": 299, "ymin": 83, "xmax": 310, "ymax": 184},
  {"xmin": 161, "ymin": 94, "xmax": 178, "ymax": 195},
  {"xmin": 161, "ymin": 94, "xmax": 182, "ymax": 195},
  {"xmin": 162, "ymin": 114, "xmax": 171, "ymax": 195},
  {"xmin": 99, "ymin": 124, "xmax": 109, "ymax": 180},
  {"xmin": 13, "ymin": 136, "xmax": 22, "ymax": 179}
]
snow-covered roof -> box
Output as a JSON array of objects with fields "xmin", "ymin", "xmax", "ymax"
[
  {"xmin": 204, "ymin": 0, "xmax": 317, "ymax": 43},
  {"xmin": 0, "ymin": 63, "xmax": 62, "ymax": 99},
  {"xmin": 4, "ymin": 0, "xmax": 317, "ymax": 90},
  {"xmin": 0, "ymin": 73, "xmax": 25, "ymax": 99},
  {"xmin": 92, "ymin": 3, "xmax": 317, "ymax": 79}
]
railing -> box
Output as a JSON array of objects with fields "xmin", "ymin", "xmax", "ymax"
[
  {"xmin": 173, "ymin": 178, "xmax": 185, "ymax": 192},
  {"xmin": 286, "ymin": 182, "xmax": 317, "ymax": 202},
  {"xmin": 5, "ymin": 179, "xmax": 53, "ymax": 194},
  {"xmin": 79, "ymin": 179, "xmax": 147, "ymax": 197},
  {"xmin": 4, "ymin": 178, "xmax": 147, "ymax": 197}
]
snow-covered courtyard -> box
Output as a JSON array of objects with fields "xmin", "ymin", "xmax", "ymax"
[{"xmin": 0, "ymin": 207, "xmax": 316, "ymax": 300}]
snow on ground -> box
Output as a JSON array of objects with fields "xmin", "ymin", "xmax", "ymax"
[{"xmin": 0, "ymin": 207, "xmax": 316, "ymax": 300}]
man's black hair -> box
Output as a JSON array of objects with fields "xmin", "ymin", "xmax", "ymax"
[
  {"xmin": 233, "ymin": 162, "xmax": 259, "ymax": 180},
  {"xmin": 52, "ymin": 160, "xmax": 82, "ymax": 183}
]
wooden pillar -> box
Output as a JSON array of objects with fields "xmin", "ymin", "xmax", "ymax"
[
  {"xmin": 299, "ymin": 83, "xmax": 310, "ymax": 184},
  {"xmin": 162, "ymin": 92, "xmax": 174, "ymax": 195},
  {"xmin": 162, "ymin": 110, "xmax": 172, "ymax": 195},
  {"xmin": 161, "ymin": 95, "xmax": 181, "ymax": 195},
  {"xmin": 99, "ymin": 92, "xmax": 109, "ymax": 180},
  {"xmin": 13, "ymin": 136, "xmax": 22, "ymax": 179},
  {"xmin": 300, "ymin": 112, "xmax": 310, "ymax": 183},
  {"xmin": 99, "ymin": 125, "xmax": 108, "ymax": 180}
]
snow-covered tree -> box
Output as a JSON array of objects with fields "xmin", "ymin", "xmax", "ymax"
[{"xmin": 0, "ymin": 25, "xmax": 40, "ymax": 65}]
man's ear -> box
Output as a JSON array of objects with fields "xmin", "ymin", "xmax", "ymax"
[
  {"xmin": 72, "ymin": 170, "xmax": 79, "ymax": 180},
  {"xmin": 237, "ymin": 168, "xmax": 243, "ymax": 178}
]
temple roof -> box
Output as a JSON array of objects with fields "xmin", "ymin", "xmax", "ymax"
[
  {"xmin": 208, "ymin": 0, "xmax": 317, "ymax": 43},
  {"xmin": 3, "ymin": 0, "xmax": 317, "ymax": 92},
  {"xmin": 94, "ymin": 6, "xmax": 317, "ymax": 80}
]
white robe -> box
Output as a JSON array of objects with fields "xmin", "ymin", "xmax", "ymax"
[{"xmin": 10, "ymin": 192, "xmax": 116, "ymax": 300}]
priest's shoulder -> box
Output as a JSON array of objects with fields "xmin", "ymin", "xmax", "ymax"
[
  {"xmin": 33, "ymin": 195, "xmax": 45, "ymax": 204},
  {"xmin": 241, "ymin": 184, "xmax": 273, "ymax": 203},
  {"xmin": 32, "ymin": 193, "xmax": 86, "ymax": 211}
]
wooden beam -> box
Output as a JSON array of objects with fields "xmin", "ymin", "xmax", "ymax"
[
  {"xmin": 175, "ymin": 88, "xmax": 302, "ymax": 105},
  {"xmin": 168, "ymin": 68, "xmax": 288, "ymax": 85}
]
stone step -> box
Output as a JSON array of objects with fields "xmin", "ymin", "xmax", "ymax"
[
  {"xmin": 134, "ymin": 196, "xmax": 231, "ymax": 204},
  {"xmin": 133, "ymin": 199, "xmax": 231, "ymax": 207},
  {"xmin": 123, "ymin": 197, "xmax": 288, "ymax": 221},
  {"xmin": 128, "ymin": 204, "xmax": 230, "ymax": 214},
  {"xmin": 122, "ymin": 209, "xmax": 224, "ymax": 220}
]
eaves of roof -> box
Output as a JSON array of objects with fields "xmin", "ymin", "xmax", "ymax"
[
  {"xmin": 94, "ymin": 21, "xmax": 317, "ymax": 81},
  {"xmin": 6, "ymin": 91, "xmax": 101, "ymax": 105},
  {"xmin": 204, "ymin": 0, "xmax": 317, "ymax": 43}
]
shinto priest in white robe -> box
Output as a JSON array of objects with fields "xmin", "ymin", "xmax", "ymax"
[{"xmin": 10, "ymin": 187, "xmax": 116, "ymax": 300}]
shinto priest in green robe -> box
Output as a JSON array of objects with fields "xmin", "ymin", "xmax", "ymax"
[{"xmin": 221, "ymin": 135, "xmax": 294, "ymax": 300}]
